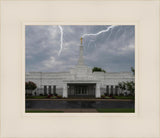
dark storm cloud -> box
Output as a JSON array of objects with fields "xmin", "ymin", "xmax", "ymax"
[{"xmin": 25, "ymin": 25, "xmax": 135, "ymax": 72}]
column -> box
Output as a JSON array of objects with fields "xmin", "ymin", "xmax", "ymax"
[
  {"xmin": 117, "ymin": 86, "xmax": 120, "ymax": 96},
  {"xmin": 96, "ymin": 83, "xmax": 101, "ymax": 98},
  {"xmin": 113, "ymin": 85, "xmax": 115, "ymax": 96},
  {"xmin": 63, "ymin": 83, "xmax": 68, "ymax": 98},
  {"xmin": 47, "ymin": 85, "xmax": 49, "ymax": 95},
  {"xmin": 113, "ymin": 85, "xmax": 117, "ymax": 96}
]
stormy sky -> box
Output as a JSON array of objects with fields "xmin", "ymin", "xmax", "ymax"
[{"xmin": 25, "ymin": 25, "xmax": 135, "ymax": 72}]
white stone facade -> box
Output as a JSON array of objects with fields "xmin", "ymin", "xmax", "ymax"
[{"xmin": 26, "ymin": 45, "xmax": 134, "ymax": 98}]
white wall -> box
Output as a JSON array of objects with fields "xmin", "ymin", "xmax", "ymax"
[{"xmin": 25, "ymin": 71, "xmax": 134, "ymax": 95}]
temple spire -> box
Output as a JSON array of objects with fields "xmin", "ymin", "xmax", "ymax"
[
  {"xmin": 77, "ymin": 37, "xmax": 85, "ymax": 66},
  {"xmin": 81, "ymin": 37, "xmax": 83, "ymax": 45}
]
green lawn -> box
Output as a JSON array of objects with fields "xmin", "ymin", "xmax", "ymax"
[
  {"xmin": 97, "ymin": 108, "xmax": 134, "ymax": 113},
  {"xmin": 26, "ymin": 110, "xmax": 64, "ymax": 113},
  {"xmin": 113, "ymin": 96, "xmax": 134, "ymax": 99},
  {"xmin": 26, "ymin": 109, "xmax": 134, "ymax": 113}
]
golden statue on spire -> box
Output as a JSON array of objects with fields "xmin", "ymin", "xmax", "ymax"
[{"xmin": 80, "ymin": 37, "xmax": 83, "ymax": 45}]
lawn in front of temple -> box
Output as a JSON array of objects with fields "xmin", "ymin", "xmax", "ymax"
[{"xmin": 26, "ymin": 108, "xmax": 134, "ymax": 113}]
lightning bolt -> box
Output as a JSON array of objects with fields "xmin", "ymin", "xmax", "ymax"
[
  {"xmin": 57, "ymin": 25, "xmax": 118, "ymax": 56},
  {"xmin": 82, "ymin": 25, "xmax": 118, "ymax": 38},
  {"xmin": 58, "ymin": 25, "xmax": 63, "ymax": 56}
]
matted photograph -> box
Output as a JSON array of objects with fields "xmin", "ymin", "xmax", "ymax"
[
  {"xmin": 1, "ymin": 0, "xmax": 160, "ymax": 137},
  {"xmin": 25, "ymin": 25, "xmax": 135, "ymax": 113}
]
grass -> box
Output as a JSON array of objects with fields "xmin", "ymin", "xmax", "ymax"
[
  {"xmin": 26, "ymin": 108, "xmax": 134, "ymax": 113},
  {"xmin": 26, "ymin": 110, "xmax": 64, "ymax": 113},
  {"xmin": 97, "ymin": 108, "xmax": 134, "ymax": 113},
  {"xmin": 113, "ymin": 96, "xmax": 134, "ymax": 99}
]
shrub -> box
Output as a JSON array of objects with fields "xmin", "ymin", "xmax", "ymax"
[
  {"xmin": 104, "ymin": 96, "xmax": 111, "ymax": 99},
  {"xmin": 119, "ymin": 93, "xmax": 124, "ymax": 96},
  {"xmin": 57, "ymin": 95, "xmax": 62, "ymax": 99},
  {"xmin": 54, "ymin": 93, "xmax": 58, "ymax": 96},
  {"xmin": 51, "ymin": 96, "xmax": 57, "ymax": 99},
  {"xmin": 104, "ymin": 93, "xmax": 108, "ymax": 96},
  {"xmin": 101, "ymin": 95, "xmax": 105, "ymax": 99},
  {"xmin": 127, "ymin": 93, "xmax": 132, "ymax": 96},
  {"xmin": 47, "ymin": 95, "xmax": 52, "ymax": 98},
  {"xmin": 25, "ymin": 81, "xmax": 37, "ymax": 90}
]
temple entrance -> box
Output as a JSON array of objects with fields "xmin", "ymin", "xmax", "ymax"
[
  {"xmin": 75, "ymin": 86, "xmax": 87, "ymax": 95},
  {"xmin": 68, "ymin": 83, "xmax": 96, "ymax": 98}
]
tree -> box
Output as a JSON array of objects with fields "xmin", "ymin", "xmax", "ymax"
[
  {"xmin": 131, "ymin": 67, "xmax": 135, "ymax": 75},
  {"xmin": 25, "ymin": 81, "xmax": 37, "ymax": 90},
  {"xmin": 92, "ymin": 67, "xmax": 106, "ymax": 73},
  {"xmin": 125, "ymin": 81, "xmax": 135, "ymax": 96},
  {"xmin": 118, "ymin": 67, "xmax": 135, "ymax": 96},
  {"xmin": 118, "ymin": 81, "xmax": 135, "ymax": 96},
  {"xmin": 118, "ymin": 82, "xmax": 126, "ymax": 91}
]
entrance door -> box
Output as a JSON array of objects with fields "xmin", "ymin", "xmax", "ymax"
[
  {"xmin": 68, "ymin": 83, "xmax": 96, "ymax": 98},
  {"xmin": 75, "ymin": 86, "xmax": 87, "ymax": 95}
]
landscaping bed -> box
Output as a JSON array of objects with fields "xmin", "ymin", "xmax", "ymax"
[
  {"xmin": 97, "ymin": 108, "xmax": 134, "ymax": 113},
  {"xmin": 101, "ymin": 95, "xmax": 134, "ymax": 100}
]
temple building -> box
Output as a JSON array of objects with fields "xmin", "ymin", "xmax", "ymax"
[{"xmin": 25, "ymin": 38, "xmax": 134, "ymax": 98}]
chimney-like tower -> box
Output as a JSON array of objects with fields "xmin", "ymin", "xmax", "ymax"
[{"xmin": 77, "ymin": 37, "xmax": 85, "ymax": 66}]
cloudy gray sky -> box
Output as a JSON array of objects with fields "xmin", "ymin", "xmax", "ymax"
[{"xmin": 25, "ymin": 25, "xmax": 135, "ymax": 72}]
